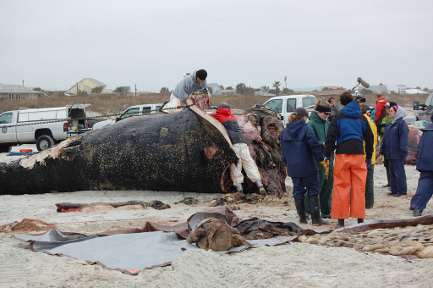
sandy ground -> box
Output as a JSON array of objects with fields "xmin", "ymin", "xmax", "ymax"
[{"xmin": 1, "ymin": 141, "xmax": 433, "ymax": 287}]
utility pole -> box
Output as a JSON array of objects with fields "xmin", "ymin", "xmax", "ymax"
[{"xmin": 135, "ymin": 84, "xmax": 137, "ymax": 97}]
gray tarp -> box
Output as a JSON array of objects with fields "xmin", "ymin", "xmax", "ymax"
[{"xmin": 14, "ymin": 230, "xmax": 295, "ymax": 274}]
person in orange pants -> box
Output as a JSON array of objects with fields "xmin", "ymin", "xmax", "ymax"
[
  {"xmin": 325, "ymin": 92, "xmax": 374, "ymax": 227},
  {"xmin": 332, "ymin": 154, "xmax": 368, "ymax": 219}
]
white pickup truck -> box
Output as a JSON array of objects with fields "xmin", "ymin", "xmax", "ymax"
[
  {"xmin": 263, "ymin": 94, "xmax": 317, "ymax": 125},
  {"xmin": 93, "ymin": 103, "xmax": 163, "ymax": 130},
  {"xmin": 0, "ymin": 103, "xmax": 91, "ymax": 152}
]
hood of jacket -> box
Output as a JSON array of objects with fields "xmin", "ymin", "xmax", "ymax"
[
  {"xmin": 391, "ymin": 106, "xmax": 407, "ymax": 123},
  {"xmin": 377, "ymin": 96, "xmax": 387, "ymax": 103},
  {"xmin": 341, "ymin": 101, "xmax": 362, "ymax": 118},
  {"xmin": 283, "ymin": 120, "xmax": 306, "ymax": 141}
]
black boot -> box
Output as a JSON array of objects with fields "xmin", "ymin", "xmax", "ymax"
[
  {"xmin": 309, "ymin": 194, "xmax": 328, "ymax": 226},
  {"xmin": 358, "ymin": 218, "xmax": 364, "ymax": 224},
  {"xmin": 337, "ymin": 219, "xmax": 345, "ymax": 227},
  {"xmin": 294, "ymin": 198, "xmax": 307, "ymax": 224}
]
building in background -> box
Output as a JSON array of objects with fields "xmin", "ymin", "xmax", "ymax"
[
  {"xmin": 66, "ymin": 78, "xmax": 106, "ymax": 96},
  {"xmin": 0, "ymin": 83, "xmax": 44, "ymax": 99}
]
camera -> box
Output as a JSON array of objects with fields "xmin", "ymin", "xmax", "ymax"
[{"xmin": 354, "ymin": 95, "xmax": 366, "ymax": 103}]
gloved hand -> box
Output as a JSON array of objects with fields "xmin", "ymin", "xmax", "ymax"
[
  {"xmin": 365, "ymin": 159, "xmax": 372, "ymax": 168},
  {"xmin": 320, "ymin": 160, "xmax": 329, "ymax": 179},
  {"xmin": 381, "ymin": 123, "xmax": 387, "ymax": 127},
  {"xmin": 319, "ymin": 160, "xmax": 328, "ymax": 170}
]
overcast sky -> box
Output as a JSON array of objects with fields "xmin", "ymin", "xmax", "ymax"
[{"xmin": 1, "ymin": 0, "xmax": 432, "ymax": 92}]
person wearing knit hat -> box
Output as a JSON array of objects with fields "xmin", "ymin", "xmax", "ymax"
[
  {"xmin": 211, "ymin": 103, "xmax": 267, "ymax": 195},
  {"xmin": 304, "ymin": 100, "xmax": 334, "ymax": 219},
  {"xmin": 410, "ymin": 114, "xmax": 433, "ymax": 216},
  {"xmin": 281, "ymin": 105, "xmax": 328, "ymax": 226},
  {"xmin": 161, "ymin": 69, "xmax": 208, "ymax": 113},
  {"xmin": 325, "ymin": 91, "xmax": 374, "ymax": 227},
  {"xmin": 379, "ymin": 105, "xmax": 408, "ymax": 197}
]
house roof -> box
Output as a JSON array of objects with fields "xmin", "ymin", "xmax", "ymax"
[
  {"xmin": 0, "ymin": 84, "xmax": 43, "ymax": 94},
  {"xmin": 84, "ymin": 78, "xmax": 106, "ymax": 87}
]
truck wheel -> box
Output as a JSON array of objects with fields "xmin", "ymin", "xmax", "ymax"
[
  {"xmin": 36, "ymin": 135, "xmax": 55, "ymax": 151},
  {"xmin": 0, "ymin": 145, "xmax": 12, "ymax": 153}
]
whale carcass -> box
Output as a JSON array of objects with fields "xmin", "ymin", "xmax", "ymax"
[{"xmin": 0, "ymin": 94, "xmax": 286, "ymax": 196}]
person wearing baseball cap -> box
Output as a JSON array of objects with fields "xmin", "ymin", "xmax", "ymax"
[
  {"xmin": 280, "ymin": 106, "xmax": 328, "ymax": 226},
  {"xmin": 161, "ymin": 69, "xmax": 208, "ymax": 113},
  {"xmin": 379, "ymin": 101, "xmax": 397, "ymax": 188}
]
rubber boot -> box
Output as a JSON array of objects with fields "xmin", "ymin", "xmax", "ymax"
[
  {"xmin": 358, "ymin": 219, "xmax": 364, "ymax": 224},
  {"xmin": 309, "ymin": 194, "xmax": 328, "ymax": 226},
  {"xmin": 256, "ymin": 181, "xmax": 267, "ymax": 196},
  {"xmin": 337, "ymin": 219, "xmax": 345, "ymax": 227},
  {"xmin": 294, "ymin": 198, "xmax": 307, "ymax": 224}
]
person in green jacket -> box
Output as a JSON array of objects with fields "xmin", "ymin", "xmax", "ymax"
[{"xmin": 305, "ymin": 100, "xmax": 335, "ymax": 218}]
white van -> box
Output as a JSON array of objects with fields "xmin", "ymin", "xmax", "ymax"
[
  {"xmin": 93, "ymin": 103, "xmax": 162, "ymax": 130},
  {"xmin": 263, "ymin": 95, "xmax": 317, "ymax": 125}
]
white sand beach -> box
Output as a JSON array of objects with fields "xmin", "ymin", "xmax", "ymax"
[{"xmin": 1, "ymin": 142, "xmax": 433, "ymax": 287}]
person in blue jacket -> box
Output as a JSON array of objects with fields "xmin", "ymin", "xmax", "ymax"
[
  {"xmin": 379, "ymin": 105, "xmax": 409, "ymax": 197},
  {"xmin": 280, "ymin": 107, "xmax": 328, "ymax": 226},
  {"xmin": 410, "ymin": 114, "xmax": 433, "ymax": 216}
]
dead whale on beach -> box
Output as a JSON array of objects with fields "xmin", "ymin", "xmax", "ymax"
[{"xmin": 0, "ymin": 94, "xmax": 286, "ymax": 196}]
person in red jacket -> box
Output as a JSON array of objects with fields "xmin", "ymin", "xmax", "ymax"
[
  {"xmin": 211, "ymin": 102, "xmax": 266, "ymax": 195},
  {"xmin": 374, "ymin": 93, "xmax": 387, "ymax": 134}
]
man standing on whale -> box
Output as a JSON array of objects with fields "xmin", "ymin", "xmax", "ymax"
[{"xmin": 161, "ymin": 69, "xmax": 208, "ymax": 113}]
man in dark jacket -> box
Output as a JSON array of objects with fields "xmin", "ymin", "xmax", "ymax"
[
  {"xmin": 325, "ymin": 92, "xmax": 374, "ymax": 227},
  {"xmin": 211, "ymin": 102, "xmax": 266, "ymax": 195},
  {"xmin": 410, "ymin": 114, "xmax": 433, "ymax": 216},
  {"xmin": 306, "ymin": 100, "xmax": 334, "ymax": 218}
]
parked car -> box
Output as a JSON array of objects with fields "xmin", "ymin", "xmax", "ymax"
[
  {"xmin": 93, "ymin": 103, "xmax": 163, "ymax": 130},
  {"xmin": 0, "ymin": 103, "xmax": 91, "ymax": 152},
  {"xmin": 263, "ymin": 94, "xmax": 317, "ymax": 125},
  {"xmin": 414, "ymin": 93, "xmax": 433, "ymax": 125}
]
